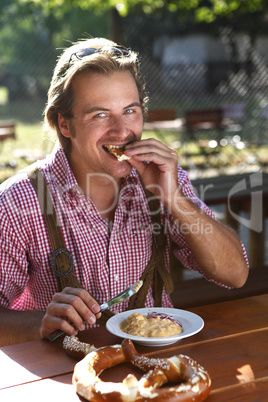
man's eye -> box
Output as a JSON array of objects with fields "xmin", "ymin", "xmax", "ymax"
[
  {"xmin": 95, "ymin": 112, "xmax": 106, "ymax": 118},
  {"xmin": 125, "ymin": 109, "xmax": 134, "ymax": 114}
]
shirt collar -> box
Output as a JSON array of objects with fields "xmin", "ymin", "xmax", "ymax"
[
  {"xmin": 45, "ymin": 144, "xmax": 141, "ymax": 196},
  {"xmin": 45, "ymin": 144, "xmax": 79, "ymax": 194}
]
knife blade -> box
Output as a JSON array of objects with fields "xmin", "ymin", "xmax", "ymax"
[
  {"xmin": 99, "ymin": 280, "xmax": 143, "ymax": 311},
  {"xmin": 48, "ymin": 280, "xmax": 143, "ymax": 341}
]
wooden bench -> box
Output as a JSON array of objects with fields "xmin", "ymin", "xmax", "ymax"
[
  {"xmin": 183, "ymin": 105, "xmax": 245, "ymax": 146},
  {"xmin": 184, "ymin": 108, "xmax": 223, "ymax": 133},
  {"xmin": 0, "ymin": 121, "xmax": 16, "ymax": 141},
  {"xmin": 191, "ymin": 172, "xmax": 268, "ymax": 267},
  {"xmin": 177, "ymin": 108, "xmax": 225, "ymax": 159},
  {"xmin": 170, "ymin": 172, "xmax": 268, "ymax": 308},
  {"xmin": 143, "ymin": 109, "xmax": 184, "ymax": 132},
  {"xmin": 144, "ymin": 106, "xmax": 243, "ymax": 138},
  {"xmin": 171, "ymin": 265, "xmax": 268, "ymax": 309},
  {"xmin": 144, "ymin": 108, "xmax": 226, "ymax": 158},
  {"xmin": 146, "ymin": 109, "xmax": 177, "ymax": 122},
  {"xmin": 183, "ymin": 108, "xmax": 225, "ymax": 148}
]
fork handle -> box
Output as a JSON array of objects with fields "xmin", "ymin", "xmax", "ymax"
[
  {"xmin": 48, "ymin": 305, "xmax": 105, "ymax": 341},
  {"xmin": 48, "ymin": 329, "xmax": 66, "ymax": 341}
]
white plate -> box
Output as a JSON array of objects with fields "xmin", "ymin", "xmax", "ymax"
[{"xmin": 106, "ymin": 307, "xmax": 204, "ymax": 347}]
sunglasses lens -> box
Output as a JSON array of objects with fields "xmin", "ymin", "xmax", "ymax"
[
  {"xmin": 76, "ymin": 46, "xmax": 129, "ymax": 59},
  {"xmin": 68, "ymin": 46, "xmax": 130, "ymax": 69},
  {"xmin": 75, "ymin": 48, "xmax": 99, "ymax": 59},
  {"xmin": 111, "ymin": 46, "xmax": 129, "ymax": 56}
]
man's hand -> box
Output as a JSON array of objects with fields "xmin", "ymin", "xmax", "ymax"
[
  {"xmin": 125, "ymin": 138, "xmax": 178, "ymax": 208},
  {"xmin": 40, "ymin": 287, "xmax": 101, "ymax": 339},
  {"xmin": 126, "ymin": 138, "xmax": 248, "ymax": 289}
]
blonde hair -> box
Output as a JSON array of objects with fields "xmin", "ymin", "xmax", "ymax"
[{"xmin": 44, "ymin": 38, "xmax": 147, "ymax": 153}]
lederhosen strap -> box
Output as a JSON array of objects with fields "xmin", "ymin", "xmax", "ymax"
[
  {"xmin": 128, "ymin": 185, "xmax": 174, "ymax": 309},
  {"xmin": 29, "ymin": 167, "xmax": 113, "ymax": 325},
  {"xmin": 28, "ymin": 167, "xmax": 174, "ymax": 324}
]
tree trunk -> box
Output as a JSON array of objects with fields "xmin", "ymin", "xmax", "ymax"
[{"xmin": 110, "ymin": 7, "xmax": 121, "ymax": 44}]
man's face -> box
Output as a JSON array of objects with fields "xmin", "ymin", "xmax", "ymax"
[{"xmin": 59, "ymin": 70, "xmax": 143, "ymax": 181}]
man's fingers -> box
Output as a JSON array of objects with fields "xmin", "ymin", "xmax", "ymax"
[
  {"xmin": 125, "ymin": 139, "xmax": 178, "ymax": 167},
  {"xmin": 41, "ymin": 287, "xmax": 105, "ymax": 339},
  {"xmin": 40, "ymin": 314, "xmax": 78, "ymax": 339},
  {"xmin": 62, "ymin": 287, "xmax": 100, "ymax": 314},
  {"xmin": 51, "ymin": 288, "xmax": 99, "ymax": 326},
  {"xmin": 47, "ymin": 299, "xmax": 88, "ymax": 328}
]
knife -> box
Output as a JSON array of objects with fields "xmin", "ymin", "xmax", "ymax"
[{"xmin": 48, "ymin": 280, "xmax": 143, "ymax": 341}]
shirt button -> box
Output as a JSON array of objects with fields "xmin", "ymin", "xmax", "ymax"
[{"xmin": 114, "ymin": 275, "xmax": 119, "ymax": 282}]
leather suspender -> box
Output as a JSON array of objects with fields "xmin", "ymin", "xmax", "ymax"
[
  {"xmin": 29, "ymin": 168, "xmax": 113, "ymax": 325},
  {"xmin": 128, "ymin": 185, "xmax": 174, "ymax": 309},
  {"xmin": 28, "ymin": 167, "xmax": 174, "ymax": 324}
]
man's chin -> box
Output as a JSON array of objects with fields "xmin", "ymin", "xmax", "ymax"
[{"xmin": 112, "ymin": 162, "xmax": 133, "ymax": 179}]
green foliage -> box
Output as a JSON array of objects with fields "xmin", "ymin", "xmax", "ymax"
[
  {"xmin": 7, "ymin": 0, "xmax": 268, "ymax": 29},
  {"xmin": 17, "ymin": 0, "xmax": 268, "ymax": 21},
  {"xmin": 1, "ymin": 0, "xmax": 268, "ymax": 125},
  {"xmin": 0, "ymin": 0, "xmax": 111, "ymax": 104}
]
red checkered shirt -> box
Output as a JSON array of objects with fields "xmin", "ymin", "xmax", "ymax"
[{"xmin": 0, "ymin": 146, "xmax": 248, "ymax": 323}]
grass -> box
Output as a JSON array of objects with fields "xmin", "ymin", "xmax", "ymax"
[
  {"xmin": 0, "ymin": 87, "xmax": 8, "ymax": 105},
  {"xmin": 0, "ymin": 123, "xmax": 56, "ymax": 183}
]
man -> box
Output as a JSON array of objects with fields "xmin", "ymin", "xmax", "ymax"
[{"xmin": 0, "ymin": 38, "xmax": 248, "ymax": 346}]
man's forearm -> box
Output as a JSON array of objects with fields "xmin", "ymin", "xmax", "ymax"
[
  {"xmin": 170, "ymin": 189, "xmax": 248, "ymax": 288},
  {"xmin": 0, "ymin": 307, "xmax": 45, "ymax": 347}
]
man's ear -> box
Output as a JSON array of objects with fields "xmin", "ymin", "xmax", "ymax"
[{"xmin": 58, "ymin": 113, "xmax": 71, "ymax": 138}]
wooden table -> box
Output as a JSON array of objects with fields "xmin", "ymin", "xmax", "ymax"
[{"xmin": 1, "ymin": 294, "xmax": 268, "ymax": 401}]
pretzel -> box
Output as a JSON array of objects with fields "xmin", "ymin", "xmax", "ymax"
[
  {"xmin": 72, "ymin": 338, "xmax": 211, "ymax": 401},
  {"xmin": 63, "ymin": 335, "xmax": 96, "ymax": 359}
]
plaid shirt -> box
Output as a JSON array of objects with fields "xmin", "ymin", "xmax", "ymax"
[{"xmin": 0, "ymin": 146, "xmax": 248, "ymax": 317}]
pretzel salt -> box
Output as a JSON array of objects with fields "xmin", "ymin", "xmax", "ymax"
[
  {"xmin": 63, "ymin": 335, "xmax": 96, "ymax": 359},
  {"xmin": 72, "ymin": 338, "xmax": 211, "ymax": 401}
]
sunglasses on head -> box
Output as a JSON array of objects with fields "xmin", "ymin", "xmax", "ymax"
[{"xmin": 68, "ymin": 45, "xmax": 130, "ymax": 68}]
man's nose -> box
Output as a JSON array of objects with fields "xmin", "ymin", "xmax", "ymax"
[{"xmin": 109, "ymin": 115, "xmax": 129, "ymax": 137}]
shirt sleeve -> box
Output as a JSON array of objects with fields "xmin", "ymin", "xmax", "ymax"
[
  {"xmin": 165, "ymin": 166, "xmax": 248, "ymax": 287},
  {"xmin": 0, "ymin": 187, "xmax": 30, "ymax": 308}
]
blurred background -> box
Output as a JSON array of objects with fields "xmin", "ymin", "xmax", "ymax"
[
  {"xmin": 1, "ymin": 1, "xmax": 268, "ymax": 174},
  {"xmin": 1, "ymin": 1, "xmax": 268, "ymax": 175},
  {"xmin": 0, "ymin": 0, "xmax": 268, "ymax": 275}
]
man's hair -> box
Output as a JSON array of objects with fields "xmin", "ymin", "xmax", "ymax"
[{"xmin": 44, "ymin": 37, "xmax": 148, "ymax": 153}]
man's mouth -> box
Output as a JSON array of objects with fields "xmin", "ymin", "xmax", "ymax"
[{"xmin": 103, "ymin": 145, "xmax": 131, "ymax": 161}]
